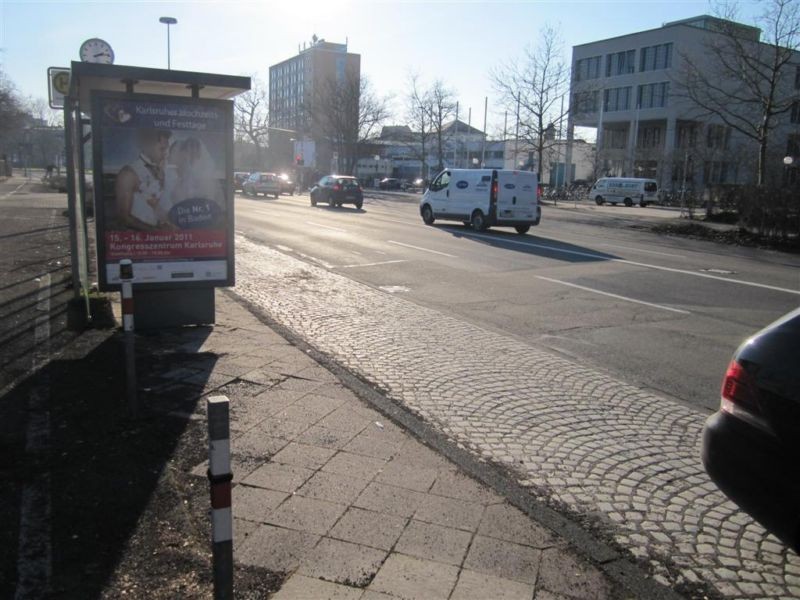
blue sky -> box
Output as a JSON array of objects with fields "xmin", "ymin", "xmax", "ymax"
[{"xmin": 1, "ymin": 0, "xmax": 761, "ymax": 132}]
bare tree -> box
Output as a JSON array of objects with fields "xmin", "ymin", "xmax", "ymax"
[
  {"xmin": 234, "ymin": 75, "xmax": 270, "ymax": 168},
  {"xmin": 671, "ymin": 0, "xmax": 800, "ymax": 185},
  {"xmin": 310, "ymin": 75, "xmax": 391, "ymax": 174},
  {"xmin": 0, "ymin": 68, "xmax": 26, "ymax": 144},
  {"xmin": 428, "ymin": 79, "xmax": 458, "ymax": 172},
  {"xmin": 492, "ymin": 25, "xmax": 570, "ymax": 180},
  {"xmin": 404, "ymin": 73, "xmax": 434, "ymax": 180}
]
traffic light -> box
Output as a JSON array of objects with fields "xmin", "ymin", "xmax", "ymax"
[{"xmin": 295, "ymin": 155, "xmax": 304, "ymax": 166}]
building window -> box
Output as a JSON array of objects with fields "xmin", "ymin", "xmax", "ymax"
[
  {"xmin": 573, "ymin": 90, "xmax": 599, "ymax": 113},
  {"xmin": 640, "ymin": 43, "xmax": 673, "ymax": 71},
  {"xmin": 605, "ymin": 50, "xmax": 636, "ymax": 76},
  {"xmin": 638, "ymin": 126, "xmax": 662, "ymax": 148},
  {"xmin": 637, "ymin": 82, "xmax": 669, "ymax": 108},
  {"xmin": 574, "ymin": 56, "xmax": 601, "ymax": 81},
  {"xmin": 706, "ymin": 124, "xmax": 730, "ymax": 150},
  {"xmin": 603, "ymin": 86, "xmax": 631, "ymax": 112},
  {"xmin": 791, "ymin": 101, "xmax": 800, "ymax": 124},
  {"xmin": 603, "ymin": 129, "xmax": 628, "ymax": 149},
  {"xmin": 703, "ymin": 161, "xmax": 728, "ymax": 184},
  {"xmin": 795, "ymin": 65, "xmax": 800, "ymax": 89}
]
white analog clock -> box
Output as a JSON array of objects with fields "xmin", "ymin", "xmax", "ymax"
[{"xmin": 79, "ymin": 38, "xmax": 114, "ymax": 64}]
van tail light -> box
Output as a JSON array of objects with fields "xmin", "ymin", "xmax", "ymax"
[
  {"xmin": 720, "ymin": 359, "xmax": 769, "ymax": 431},
  {"xmin": 537, "ymin": 185, "xmax": 543, "ymax": 199}
]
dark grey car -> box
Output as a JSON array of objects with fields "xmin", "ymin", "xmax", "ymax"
[{"xmin": 701, "ymin": 307, "xmax": 800, "ymax": 552}]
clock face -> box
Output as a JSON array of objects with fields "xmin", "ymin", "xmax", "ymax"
[{"xmin": 79, "ymin": 38, "xmax": 114, "ymax": 64}]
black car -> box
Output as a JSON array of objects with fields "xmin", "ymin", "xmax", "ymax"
[
  {"xmin": 702, "ymin": 307, "xmax": 800, "ymax": 553},
  {"xmin": 310, "ymin": 175, "xmax": 363, "ymax": 209},
  {"xmin": 379, "ymin": 177, "xmax": 402, "ymax": 190}
]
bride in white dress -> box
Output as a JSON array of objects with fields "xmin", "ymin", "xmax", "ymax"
[{"xmin": 158, "ymin": 137, "xmax": 224, "ymax": 225}]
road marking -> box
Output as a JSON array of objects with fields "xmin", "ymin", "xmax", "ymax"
[
  {"xmin": 306, "ymin": 221, "xmax": 347, "ymax": 233},
  {"xmin": 387, "ymin": 240, "xmax": 457, "ymax": 258},
  {"xmin": 1, "ymin": 180, "xmax": 27, "ymax": 200},
  {"xmin": 276, "ymin": 244, "xmax": 293, "ymax": 253},
  {"xmin": 593, "ymin": 243, "xmax": 685, "ymax": 258},
  {"xmin": 461, "ymin": 231, "xmax": 800, "ymax": 296},
  {"xmin": 16, "ymin": 271, "xmax": 53, "ymax": 599},
  {"xmin": 295, "ymin": 251, "xmax": 334, "ymax": 269},
  {"xmin": 535, "ymin": 276, "xmax": 691, "ymax": 314},
  {"xmin": 340, "ymin": 259, "xmax": 407, "ymax": 269}
]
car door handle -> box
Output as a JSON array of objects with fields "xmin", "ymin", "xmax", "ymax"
[{"xmin": 513, "ymin": 197, "xmax": 517, "ymax": 205}]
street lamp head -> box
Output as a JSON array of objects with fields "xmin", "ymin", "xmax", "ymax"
[
  {"xmin": 159, "ymin": 16, "xmax": 177, "ymax": 24},
  {"xmin": 783, "ymin": 155, "xmax": 794, "ymax": 166}
]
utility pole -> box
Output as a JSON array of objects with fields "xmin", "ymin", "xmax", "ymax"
[{"xmin": 481, "ymin": 96, "xmax": 488, "ymax": 168}]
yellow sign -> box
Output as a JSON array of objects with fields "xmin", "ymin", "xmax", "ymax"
[{"xmin": 53, "ymin": 71, "xmax": 70, "ymax": 95}]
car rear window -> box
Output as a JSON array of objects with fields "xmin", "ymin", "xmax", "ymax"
[{"xmin": 339, "ymin": 179, "xmax": 359, "ymax": 188}]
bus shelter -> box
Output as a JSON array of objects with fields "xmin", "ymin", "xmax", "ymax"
[{"xmin": 64, "ymin": 62, "xmax": 250, "ymax": 328}]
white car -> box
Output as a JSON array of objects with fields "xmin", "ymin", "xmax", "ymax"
[
  {"xmin": 590, "ymin": 177, "xmax": 658, "ymax": 207},
  {"xmin": 420, "ymin": 169, "xmax": 541, "ymax": 234}
]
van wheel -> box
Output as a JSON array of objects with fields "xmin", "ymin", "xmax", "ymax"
[
  {"xmin": 640, "ymin": 201, "xmax": 647, "ymax": 208},
  {"xmin": 463, "ymin": 221, "xmax": 471, "ymax": 227},
  {"xmin": 515, "ymin": 225, "xmax": 530, "ymax": 235},
  {"xmin": 355, "ymin": 200, "xmax": 363, "ymax": 210},
  {"xmin": 274, "ymin": 193, "xmax": 279, "ymax": 199},
  {"xmin": 624, "ymin": 198, "xmax": 633, "ymax": 207},
  {"xmin": 421, "ymin": 204, "xmax": 435, "ymax": 225},
  {"xmin": 595, "ymin": 196, "xmax": 604, "ymax": 205},
  {"xmin": 471, "ymin": 210, "xmax": 487, "ymax": 231}
]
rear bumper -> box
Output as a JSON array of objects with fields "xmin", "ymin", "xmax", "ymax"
[{"xmin": 702, "ymin": 411, "xmax": 800, "ymax": 553}]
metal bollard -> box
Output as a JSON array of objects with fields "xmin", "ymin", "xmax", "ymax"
[
  {"xmin": 207, "ymin": 396, "xmax": 234, "ymax": 599},
  {"xmin": 119, "ymin": 259, "xmax": 137, "ymax": 414},
  {"xmin": 119, "ymin": 259, "xmax": 134, "ymax": 332}
]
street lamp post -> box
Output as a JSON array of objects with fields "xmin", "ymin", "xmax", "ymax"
[{"xmin": 159, "ymin": 17, "xmax": 178, "ymax": 69}]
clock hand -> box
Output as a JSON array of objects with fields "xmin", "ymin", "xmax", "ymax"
[{"xmin": 94, "ymin": 52, "xmax": 109, "ymax": 58}]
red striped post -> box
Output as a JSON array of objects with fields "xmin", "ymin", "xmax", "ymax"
[
  {"xmin": 119, "ymin": 259, "xmax": 137, "ymax": 414},
  {"xmin": 119, "ymin": 259, "xmax": 134, "ymax": 332},
  {"xmin": 207, "ymin": 396, "xmax": 233, "ymax": 599}
]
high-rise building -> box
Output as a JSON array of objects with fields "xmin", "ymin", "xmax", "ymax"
[{"xmin": 269, "ymin": 37, "xmax": 361, "ymax": 171}]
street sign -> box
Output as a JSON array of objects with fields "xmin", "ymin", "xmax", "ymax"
[{"xmin": 48, "ymin": 67, "xmax": 70, "ymax": 109}]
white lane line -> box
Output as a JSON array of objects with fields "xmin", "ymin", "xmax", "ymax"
[
  {"xmin": 340, "ymin": 259, "xmax": 407, "ymax": 269},
  {"xmin": 536, "ymin": 275, "xmax": 691, "ymax": 315},
  {"xmin": 276, "ymin": 244, "xmax": 293, "ymax": 253},
  {"xmin": 295, "ymin": 251, "xmax": 334, "ymax": 269},
  {"xmin": 16, "ymin": 271, "xmax": 53, "ymax": 599},
  {"xmin": 1, "ymin": 180, "xmax": 27, "ymax": 200},
  {"xmin": 387, "ymin": 240, "xmax": 457, "ymax": 258},
  {"xmin": 593, "ymin": 243, "xmax": 685, "ymax": 258},
  {"xmin": 306, "ymin": 221, "xmax": 347, "ymax": 233},
  {"xmin": 461, "ymin": 231, "xmax": 800, "ymax": 296}
]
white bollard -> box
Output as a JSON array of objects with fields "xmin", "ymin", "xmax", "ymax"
[{"xmin": 207, "ymin": 396, "xmax": 233, "ymax": 599}]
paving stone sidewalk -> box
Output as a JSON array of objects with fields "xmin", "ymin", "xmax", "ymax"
[
  {"xmin": 187, "ymin": 293, "xmax": 620, "ymax": 600},
  {"xmin": 231, "ymin": 236, "xmax": 800, "ymax": 600}
]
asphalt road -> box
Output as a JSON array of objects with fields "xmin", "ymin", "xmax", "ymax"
[{"xmin": 234, "ymin": 190, "xmax": 800, "ymax": 412}]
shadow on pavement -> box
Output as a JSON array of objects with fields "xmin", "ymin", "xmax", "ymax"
[
  {"xmin": 441, "ymin": 225, "xmax": 619, "ymax": 263},
  {"xmin": 1, "ymin": 326, "xmax": 219, "ymax": 598}
]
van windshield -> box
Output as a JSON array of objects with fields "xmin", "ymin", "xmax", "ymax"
[{"xmin": 644, "ymin": 182, "xmax": 657, "ymax": 192}]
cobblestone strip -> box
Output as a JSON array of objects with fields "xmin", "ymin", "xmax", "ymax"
[{"xmin": 233, "ymin": 237, "xmax": 800, "ymax": 599}]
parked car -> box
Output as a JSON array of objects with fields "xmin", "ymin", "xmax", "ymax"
[
  {"xmin": 701, "ymin": 307, "xmax": 800, "ymax": 553},
  {"xmin": 310, "ymin": 175, "xmax": 363, "ymax": 209},
  {"xmin": 420, "ymin": 169, "xmax": 540, "ymax": 234},
  {"xmin": 379, "ymin": 177, "xmax": 402, "ymax": 190},
  {"xmin": 234, "ymin": 171, "xmax": 250, "ymax": 191},
  {"xmin": 243, "ymin": 172, "xmax": 281, "ymax": 198},
  {"xmin": 590, "ymin": 177, "xmax": 658, "ymax": 207},
  {"xmin": 278, "ymin": 173, "xmax": 294, "ymax": 195}
]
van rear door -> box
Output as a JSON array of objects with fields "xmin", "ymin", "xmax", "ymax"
[{"xmin": 496, "ymin": 171, "xmax": 538, "ymax": 222}]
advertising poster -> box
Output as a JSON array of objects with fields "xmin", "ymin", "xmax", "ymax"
[{"xmin": 92, "ymin": 93, "xmax": 234, "ymax": 288}]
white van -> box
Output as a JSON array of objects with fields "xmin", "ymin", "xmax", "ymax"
[
  {"xmin": 590, "ymin": 177, "xmax": 658, "ymax": 207},
  {"xmin": 420, "ymin": 169, "xmax": 540, "ymax": 233}
]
